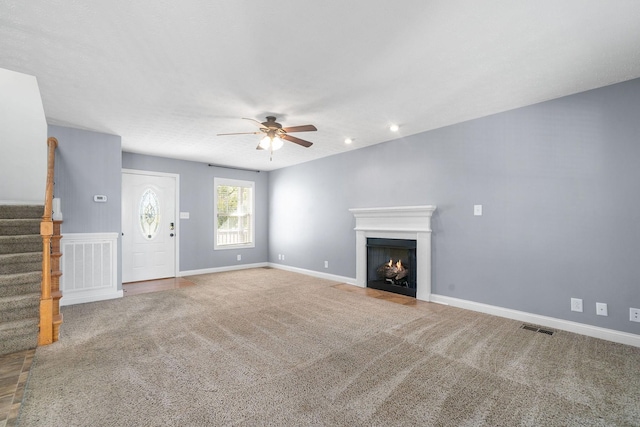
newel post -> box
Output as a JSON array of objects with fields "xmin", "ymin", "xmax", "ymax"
[{"xmin": 38, "ymin": 137, "xmax": 58, "ymax": 345}]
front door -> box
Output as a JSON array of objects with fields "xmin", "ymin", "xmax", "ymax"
[{"xmin": 122, "ymin": 171, "xmax": 177, "ymax": 283}]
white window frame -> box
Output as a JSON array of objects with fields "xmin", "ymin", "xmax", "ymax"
[{"xmin": 214, "ymin": 177, "xmax": 255, "ymax": 250}]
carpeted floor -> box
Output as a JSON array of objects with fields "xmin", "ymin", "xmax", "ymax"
[{"xmin": 17, "ymin": 268, "xmax": 640, "ymax": 426}]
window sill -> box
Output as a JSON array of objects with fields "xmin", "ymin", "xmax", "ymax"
[{"xmin": 214, "ymin": 243, "xmax": 255, "ymax": 251}]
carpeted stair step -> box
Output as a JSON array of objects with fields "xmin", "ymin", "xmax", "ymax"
[
  {"xmin": 0, "ymin": 234, "xmax": 41, "ymax": 254},
  {"xmin": 0, "ymin": 318, "xmax": 38, "ymax": 356},
  {"xmin": 0, "ymin": 204, "xmax": 46, "ymax": 357},
  {"xmin": 0, "ymin": 292, "xmax": 40, "ymax": 323},
  {"xmin": 0, "ymin": 204, "xmax": 43, "ymax": 219},
  {"xmin": 0, "ymin": 271, "xmax": 41, "ymax": 298},
  {"xmin": 0, "ymin": 218, "xmax": 41, "ymax": 236},
  {"xmin": 0, "ymin": 252, "xmax": 43, "ymax": 275}
]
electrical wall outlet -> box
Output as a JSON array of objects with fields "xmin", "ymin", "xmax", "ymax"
[
  {"xmin": 571, "ymin": 298, "xmax": 583, "ymax": 312},
  {"xmin": 237, "ymin": 254, "xmax": 241, "ymax": 261},
  {"xmin": 324, "ymin": 260, "xmax": 329, "ymax": 268},
  {"xmin": 596, "ymin": 302, "xmax": 608, "ymax": 316},
  {"xmin": 281, "ymin": 254, "xmax": 285, "ymax": 261},
  {"xmin": 631, "ymin": 308, "xmax": 640, "ymax": 323}
]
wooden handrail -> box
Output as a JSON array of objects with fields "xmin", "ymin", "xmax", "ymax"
[
  {"xmin": 38, "ymin": 137, "xmax": 58, "ymax": 345},
  {"xmin": 43, "ymin": 137, "xmax": 57, "ymax": 223}
]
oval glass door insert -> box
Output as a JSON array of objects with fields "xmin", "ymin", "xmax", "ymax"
[{"xmin": 139, "ymin": 188, "xmax": 160, "ymax": 239}]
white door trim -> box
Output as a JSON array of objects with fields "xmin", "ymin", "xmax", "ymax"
[{"xmin": 122, "ymin": 168, "xmax": 180, "ymax": 278}]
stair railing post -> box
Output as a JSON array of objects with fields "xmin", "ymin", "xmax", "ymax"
[
  {"xmin": 39, "ymin": 224, "xmax": 53, "ymax": 345},
  {"xmin": 38, "ymin": 137, "xmax": 58, "ymax": 346}
]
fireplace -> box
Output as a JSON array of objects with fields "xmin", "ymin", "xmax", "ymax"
[
  {"xmin": 367, "ymin": 238, "xmax": 417, "ymax": 297},
  {"xmin": 350, "ymin": 205, "xmax": 436, "ymax": 301}
]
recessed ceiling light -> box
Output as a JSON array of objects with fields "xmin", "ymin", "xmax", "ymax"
[
  {"xmin": 389, "ymin": 124, "xmax": 399, "ymax": 132},
  {"xmin": 345, "ymin": 138, "xmax": 353, "ymax": 144}
]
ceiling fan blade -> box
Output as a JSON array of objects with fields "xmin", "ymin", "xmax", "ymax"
[
  {"xmin": 282, "ymin": 134, "xmax": 313, "ymax": 148},
  {"xmin": 242, "ymin": 118, "xmax": 267, "ymax": 129},
  {"xmin": 217, "ymin": 131, "xmax": 262, "ymax": 136},
  {"xmin": 282, "ymin": 124, "xmax": 317, "ymax": 133}
]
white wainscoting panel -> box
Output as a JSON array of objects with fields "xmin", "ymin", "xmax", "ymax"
[{"xmin": 60, "ymin": 232, "xmax": 122, "ymax": 306}]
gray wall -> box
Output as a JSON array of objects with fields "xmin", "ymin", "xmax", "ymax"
[
  {"xmin": 48, "ymin": 124, "xmax": 123, "ymax": 285},
  {"xmin": 122, "ymin": 153, "xmax": 269, "ymax": 271},
  {"xmin": 49, "ymin": 125, "xmax": 122, "ymax": 233},
  {"xmin": 269, "ymin": 78, "xmax": 640, "ymax": 335}
]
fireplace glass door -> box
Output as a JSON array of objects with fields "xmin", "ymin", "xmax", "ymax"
[{"xmin": 366, "ymin": 238, "xmax": 417, "ymax": 297}]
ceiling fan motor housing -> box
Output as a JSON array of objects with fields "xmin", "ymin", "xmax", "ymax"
[{"xmin": 262, "ymin": 116, "xmax": 282, "ymax": 129}]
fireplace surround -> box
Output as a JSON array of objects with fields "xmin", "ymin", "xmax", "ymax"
[{"xmin": 350, "ymin": 205, "xmax": 436, "ymax": 301}]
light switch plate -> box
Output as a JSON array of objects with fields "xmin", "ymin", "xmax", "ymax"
[{"xmin": 474, "ymin": 205, "xmax": 483, "ymax": 216}]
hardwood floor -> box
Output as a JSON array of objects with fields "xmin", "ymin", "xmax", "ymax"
[
  {"xmin": 122, "ymin": 277, "xmax": 196, "ymax": 296},
  {"xmin": 332, "ymin": 283, "xmax": 427, "ymax": 306},
  {"xmin": 1, "ymin": 277, "xmax": 415, "ymax": 426},
  {"xmin": 0, "ymin": 349, "xmax": 34, "ymax": 427}
]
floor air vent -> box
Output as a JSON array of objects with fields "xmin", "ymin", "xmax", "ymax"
[{"xmin": 521, "ymin": 324, "xmax": 555, "ymax": 336}]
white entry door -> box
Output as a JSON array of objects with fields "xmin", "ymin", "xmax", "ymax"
[{"xmin": 122, "ymin": 171, "xmax": 177, "ymax": 283}]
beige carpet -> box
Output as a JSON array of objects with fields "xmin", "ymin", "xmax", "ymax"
[{"xmin": 18, "ymin": 268, "xmax": 640, "ymax": 426}]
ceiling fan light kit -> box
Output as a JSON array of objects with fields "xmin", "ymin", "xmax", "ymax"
[
  {"xmin": 217, "ymin": 116, "xmax": 317, "ymax": 160},
  {"xmin": 260, "ymin": 135, "xmax": 283, "ymax": 150}
]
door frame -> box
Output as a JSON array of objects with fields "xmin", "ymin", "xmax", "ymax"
[{"xmin": 122, "ymin": 168, "xmax": 180, "ymax": 279}]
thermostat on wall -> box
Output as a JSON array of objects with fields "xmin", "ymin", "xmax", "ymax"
[{"xmin": 93, "ymin": 195, "xmax": 107, "ymax": 202}]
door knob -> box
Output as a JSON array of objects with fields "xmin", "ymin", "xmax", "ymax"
[{"xmin": 170, "ymin": 233, "xmax": 175, "ymax": 237}]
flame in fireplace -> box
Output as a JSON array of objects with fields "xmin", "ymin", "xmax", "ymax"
[
  {"xmin": 377, "ymin": 258, "xmax": 409, "ymax": 284},
  {"xmin": 385, "ymin": 259, "xmax": 404, "ymax": 270}
]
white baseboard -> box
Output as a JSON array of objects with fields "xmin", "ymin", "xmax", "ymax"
[
  {"xmin": 180, "ymin": 262, "xmax": 269, "ymax": 277},
  {"xmin": 268, "ymin": 263, "xmax": 356, "ymax": 285},
  {"xmin": 430, "ymin": 294, "xmax": 640, "ymax": 348},
  {"xmin": 182, "ymin": 262, "xmax": 356, "ymax": 285},
  {"xmin": 61, "ymin": 289, "xmax": 124, "ymax": 306}
]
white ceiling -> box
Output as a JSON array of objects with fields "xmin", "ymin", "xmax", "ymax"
[{"xmin": 2, "ymin": 1, "xmax": 640, "ymax": 171}]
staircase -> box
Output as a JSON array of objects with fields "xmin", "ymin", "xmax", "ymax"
[{"xmin": 0, "ymin": 205, "xmax": 42, "ymax": 356}]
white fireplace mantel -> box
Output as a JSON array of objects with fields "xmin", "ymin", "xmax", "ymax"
[{"xmin": 350, "ymin": 205, "xmax": 436, "ymax": 301}]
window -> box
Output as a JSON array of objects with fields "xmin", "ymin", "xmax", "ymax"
[{"xmin": 214, "ymin": 178, "xmax": 255, "ymax": 249}]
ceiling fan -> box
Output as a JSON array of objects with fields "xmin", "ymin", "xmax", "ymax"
[{"xmin": 217, "ymin": 116, "xmax": 317, "ymax": 159}]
